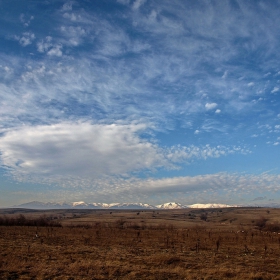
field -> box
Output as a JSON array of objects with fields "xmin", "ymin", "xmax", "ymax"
[{"xmin": 1, "ymin": 207, "xmax": 280, "ymax": 279}]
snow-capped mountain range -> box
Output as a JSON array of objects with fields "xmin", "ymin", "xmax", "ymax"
[{"xmin": 11, "ymin": 201, "xmax": 238, "ymax": 210}]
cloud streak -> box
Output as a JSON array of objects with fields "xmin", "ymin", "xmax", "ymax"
[{"xmin": 5, "ymin": 171, "xmax": 280, "ymax": 205}]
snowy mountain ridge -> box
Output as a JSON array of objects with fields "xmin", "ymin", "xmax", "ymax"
[
  {"xmin": 188, "ymin": 203, "xmax": 238, "ymax": 208},
  {"xmin": 12, "ymin": 201, "xmax": 238, "ymax": 210},
  {"xmin": 155, "ymin": 202, "xmax": 187, "ymax": 209}
]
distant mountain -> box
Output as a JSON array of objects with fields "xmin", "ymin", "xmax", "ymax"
[
  {"xmin": 156, "ymin": 202, "xmax": 187, "ymax": 209},
  {"xmin": 13, "ymin": 201, "xmax": 239, "ymax": 210},
  {"xmin": 13, "ymin": 201, "xmax": 72, "ymax": 209},
  {"xmin": 13, "ymin": 201, "xmax": 156, "ymax": 210},
  {"xmin": 106, "ymin": 203, "xmax": 156, "ymax": 209},
  {"xmin": 188, "ymin": 203, "xmax": 237, "ymax": 208}
]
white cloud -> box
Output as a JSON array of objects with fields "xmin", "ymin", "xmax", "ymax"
[
  {"xmin": 200, "ymin": 119, "xmax": 228, "ymax": 133},
  {"xmin": 215, "ymin": 109, "xmax": 221, "ymax": 114},
  {"xmin": 0, "ymin": 121, "xmax": 250, "ymax": 185},
  {"xmin": 15, "ymin": 32, "xmax": 35, "ymax": 47},
  {"xmin": 205, "ymin": 103, "xmax": 218, "ymax": 110},
  {"xmin": 37, "ymin": 37, "xmax": 63, "ymax": 57},
  {"xmin": 0, "ymin": 122, "xmax": 166, "ymax": 179},
  {"xmin": 60, "ymin": 26, "xmax": 86, "ymax": 46},
  {"xmin": 264, "ymin": 72, "xmax": 271, "ymax": 77},
  {"xmin": 37, "ymin": 36, "xmax": 53, "ymax": 53},
  {"xmin": 63, "ymin": 12, "xmax": 81, "ymax": 22},
  {"xmin": 165, "ymin": 144, "xmax": 249, "ymax": 163},
  {"xmin": 47, "ymin": 45, "xmax": 63, "ymax": 57},
  {"xmin": 132, "ymin": 0, "xmax": 146, "ymax": 10},
  {"xmin": 271, "ymin": 87, "xmax": 279, "ymax": 93},
  {"xmin": 134, "ymin": 173, "xmax": 250, "ymax": 194},
  {"xmin": 222, "ymin": 70, "xmax": 228, "ymax": 79},
  {"xmin": 62, "ymin": 2, "xmax": 73, "ymax": 11},
  {"xmin": 20, "ymin": 14, "xmax": 34, "ymax": 27}
]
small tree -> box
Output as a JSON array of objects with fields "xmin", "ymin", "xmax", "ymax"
[{"xmin": 200, "ymin": 212, "xmax": 208, "ymax": 221}]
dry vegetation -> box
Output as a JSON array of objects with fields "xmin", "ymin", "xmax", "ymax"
[{"xmin": 1, "ymin": 207, "xmax": 280, "ymax": 279}]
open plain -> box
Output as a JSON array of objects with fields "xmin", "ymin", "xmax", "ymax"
[{"xmin": 1, "ymin": 207, "xmax": 280, "ymax": 279}]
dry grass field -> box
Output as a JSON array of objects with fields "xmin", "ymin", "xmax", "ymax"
[{"xmin": 1, "ymin": 207, "xmax": 280, "ymax": 279}]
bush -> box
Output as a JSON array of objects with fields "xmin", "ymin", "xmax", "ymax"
[
  {"xmin": 255, "ymin": 217, "xmax": 268, "ymax": 229},
  {"xmin": 200, "ymin": 212, "xmax": 208, "ymax": 221},
  {"xmin": 264, "ymin": 222, "xmax": 280, "ymax": 232}
]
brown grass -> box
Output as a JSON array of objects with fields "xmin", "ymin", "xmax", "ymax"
[{"xmin": 1, "ymin": 207, "xmax": 280, "ymax": 279}]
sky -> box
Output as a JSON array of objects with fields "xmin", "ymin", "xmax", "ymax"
[{"xmin": 1, "ymin": 0, "xmax": 280, "ymax": 207}]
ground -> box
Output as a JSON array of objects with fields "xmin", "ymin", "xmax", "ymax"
[{"xmin": 0, "ymin": 207, "xmax": 280, "ymax": 279}]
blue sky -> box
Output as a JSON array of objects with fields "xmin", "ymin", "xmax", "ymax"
[{"xmin": 1, "ymin": 0, "xmax": 280, "ymax": 207}]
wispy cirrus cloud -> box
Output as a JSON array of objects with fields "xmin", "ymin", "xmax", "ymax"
[{"xmin": 2, "ymin": 0, "xmax": 280, "ymax": 134}]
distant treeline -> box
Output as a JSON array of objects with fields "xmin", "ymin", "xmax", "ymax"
[{"xmin": 0, "ymin": 214, "xmax": 61, "ymax": 227}]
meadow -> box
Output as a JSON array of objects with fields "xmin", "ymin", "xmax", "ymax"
[{"xmin": 1, "ymin": 207, "xmax": 280, "ymax": 279}]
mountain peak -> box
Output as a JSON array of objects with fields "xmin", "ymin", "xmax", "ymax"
[
  {"xmin": 156, "ymin": 202, "xmax": 187, "ymax": 209},
  {"xmin": 188, "ymin": 203, "xmax": 237, "ymax": 208},
  {"xmin": 72, "ymin": 201, "xmax": 88, "ymax": 207}
]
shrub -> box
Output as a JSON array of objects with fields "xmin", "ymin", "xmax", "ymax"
[
  {"xmin": 255, "ymin": 216, "xmax": 268, "ymax": 229},
  {"xmin": 264, "ymin": 222, "xmax": 280, "ymax": 232},
  {"xmin": 200, "ymin": 212, "xmax": 208, "ymax": 221}
]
